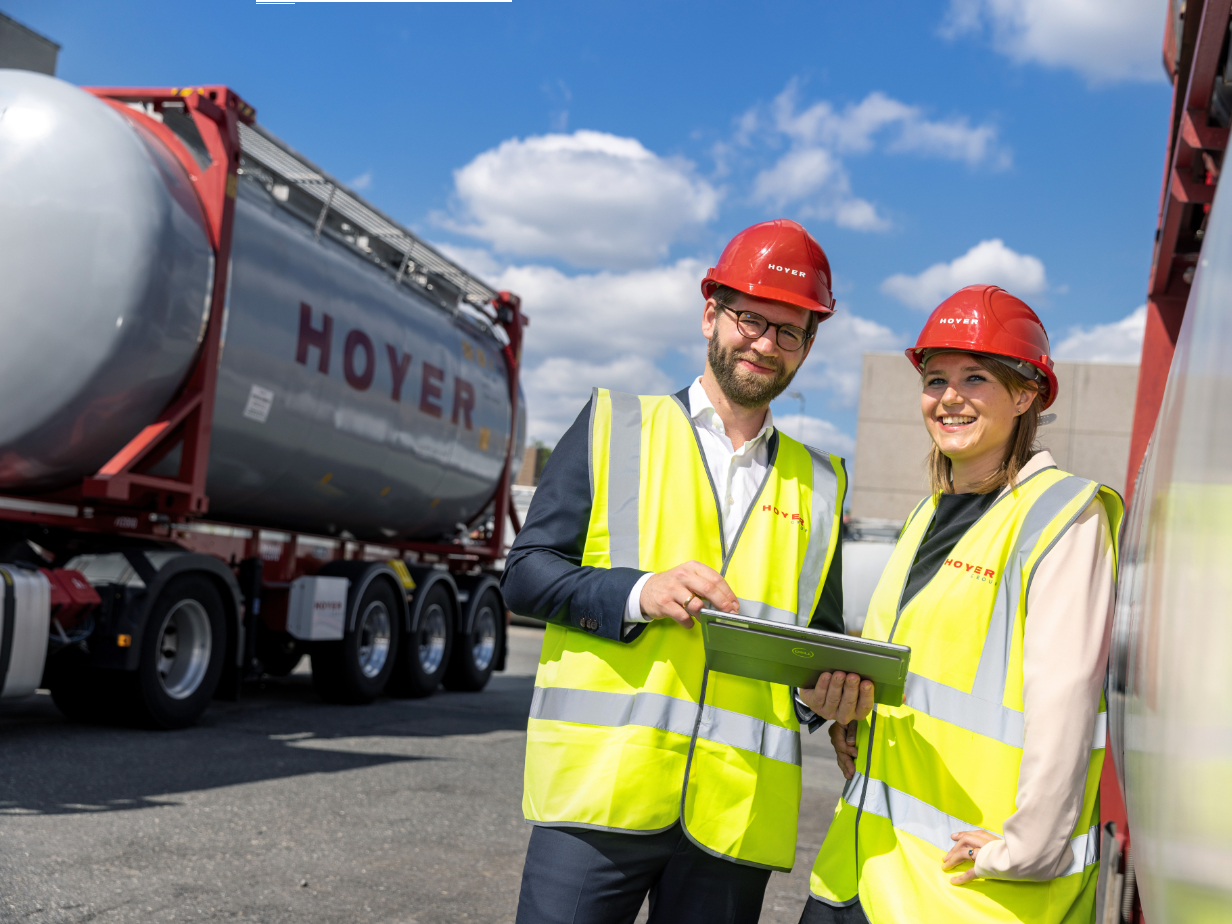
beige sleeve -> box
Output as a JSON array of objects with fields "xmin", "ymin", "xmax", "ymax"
[{"xmin": 974, "ymin": 498, "xmax": 1115, "ymax": 881}]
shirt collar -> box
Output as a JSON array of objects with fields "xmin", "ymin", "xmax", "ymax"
[{"xmin": 687, "ymin": 377, "xmax": 775, "ymax": 445}]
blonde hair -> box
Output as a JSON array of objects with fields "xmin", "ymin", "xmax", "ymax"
[{"xmin": 924, "ymin": 353, "xmax": 1044, "ymax": 496}]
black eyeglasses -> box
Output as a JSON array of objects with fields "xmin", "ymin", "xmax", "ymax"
[{"xmin": 717, "ymin": 304, "xmax": 812, "ymax": 352}]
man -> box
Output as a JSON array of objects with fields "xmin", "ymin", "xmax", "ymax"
[{"xmin": 502, "ymin": 219, "xmax": 852, "ymax": 924}]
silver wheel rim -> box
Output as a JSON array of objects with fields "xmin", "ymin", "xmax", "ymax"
[
  {"xmin": 418, "ymin": 603, "xmax": 447, "ymax": 674},
  {"xmin": 156, "ymin": 599, "xmax": 212, "ymax": 700},
  {"xmin": 356, "ymin": 600, "xmax": 392, "ymax": 679},
  {"xmin": 471, "ymin": 604, "xmax": 498, "ymax": 672}
]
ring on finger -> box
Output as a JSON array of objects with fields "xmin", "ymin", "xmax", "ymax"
[
  {"xmin": 684, "ymin": 593, "xmax": 697, "ymax": 608},
  {"xmin": 967, "ymin": 849, "xmax": 974, "ymax": 857}
]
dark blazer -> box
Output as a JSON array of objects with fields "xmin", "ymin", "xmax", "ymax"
[{"xmin": 501, "ymin": 386, "xmax": 844, "ymax": 644}]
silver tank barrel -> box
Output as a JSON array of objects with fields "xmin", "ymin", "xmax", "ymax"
[
  {"xmin": 0, "ymin": 72, "xmax": 525, "ymax": 542},
  {"xmin": 1108, "ymin": 160, "xmax": 1232, "ymax": 915},
  {"xmin": 208, "ymin": 176, "xmax": 521, "ymax": 540},
  {"xmin": 0, "ymin": 70, "xmax": 213, "ymax": 489}
]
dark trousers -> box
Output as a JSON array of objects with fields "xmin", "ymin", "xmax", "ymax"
[
  {"xmin": 798, "ymin": 895, "xmax": 870, "ymax": 924},
  {"xmin": 515, "ymin": 823, "xmax": 772, "ymax": 924}
]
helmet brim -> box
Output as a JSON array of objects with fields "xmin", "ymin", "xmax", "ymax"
[{"xmin": 701, "ymin": 275, "xmax": 836, "ymax": 316}]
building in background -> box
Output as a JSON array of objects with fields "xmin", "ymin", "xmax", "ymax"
[
  {"xmin": 514, "ymin": 444, "xmax": 552, "ymax": 487},
  {"xmin": 0, "ymin": 12, "xmax": 59, "ymax": 75},
  {"xmin": 848, "ymin": 352, "xmax": 1139, "ymax": 522}
]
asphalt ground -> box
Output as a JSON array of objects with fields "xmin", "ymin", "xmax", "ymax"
[{"xmin": 0, "ymin": 626, "xmax": 848, "ymax": 924}]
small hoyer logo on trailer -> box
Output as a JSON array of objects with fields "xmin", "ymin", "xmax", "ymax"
[
  {"xmin": 762, "ymin": 504, "xmax": 806, "ymax": 531},
  {"xmin": 294, "ymin": 302, "xmax": 491, "ymax": 451},
  {"xmin": 315, "ymin": 599, "xmax": 344, "ymax": 613},
  {"xmin": 945, "ymin": 558, "xmax": 997, "ymax": 583}
]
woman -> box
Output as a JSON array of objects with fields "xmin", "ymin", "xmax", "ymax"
[{"xmin": 799, "ymin": 285, "xmax": 1122, "ymax": 924}]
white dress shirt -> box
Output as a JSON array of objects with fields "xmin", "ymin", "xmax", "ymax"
[{"xmin": 623, "ymin": 377, "xmax": 775, "ymax": 623}]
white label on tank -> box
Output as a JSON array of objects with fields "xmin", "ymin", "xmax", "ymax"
[{"xmin": 243, "ymin": 384, "xmax": 275, "ymax": 423}]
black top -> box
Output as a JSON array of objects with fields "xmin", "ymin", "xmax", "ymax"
[
  {"xmin": 500, "ymin": 386, "xmax": 845, "ymax": 643},
  {"xmin": 898, "ymin": 490, "xmax": 1001, "ymax": 612}
]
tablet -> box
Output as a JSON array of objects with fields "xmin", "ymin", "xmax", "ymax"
[{"xmin": 695, "ymin": 608, "xmax": 911, "ymax": 706}]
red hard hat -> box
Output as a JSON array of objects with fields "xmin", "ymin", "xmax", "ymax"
[
  {"xmin": 906, "ymin": 285, "xmax": 1059, "ymax": 410},
  {"xmin": 702, "ymin": 219, "xmax": 836, "ymax": 317}
]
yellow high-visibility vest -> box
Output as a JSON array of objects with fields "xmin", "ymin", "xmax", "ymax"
[
  {"xmin": 523, "ymin": 388, "xmax": 847, "ymax": 870},
  {"xmin": 809, "ymin": 466, "xmax": 1123, "ymax": 922}
]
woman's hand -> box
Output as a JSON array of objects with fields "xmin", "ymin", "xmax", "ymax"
[
  {"xmin": 829, "ymin": 720, "xmax": 859, "ymax": 779},
  {"xmin": 942, "ymin": 830, "xmax": 1000, "ymax": 884}
]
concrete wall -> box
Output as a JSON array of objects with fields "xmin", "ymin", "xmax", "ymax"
[
  {"xmin": 848, "ymin": 352, "xmax": 1139, "ymax": 521},
  {"xmin": 0, "ymin": 13, "xmax": 59, "ymax": 76}
]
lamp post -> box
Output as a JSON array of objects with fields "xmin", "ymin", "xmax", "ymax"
[{"xmin": 787, "ymin": 390, "xmax": 805, "ymax": 421}]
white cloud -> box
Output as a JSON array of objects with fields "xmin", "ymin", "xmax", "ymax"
[
  {"xmin": 772, "ymin": 87, "xmax": 1007, "ymax": 167},
  {"xmin": 795, "ymin": 310, "xmax": 904, "ymax": 406},
  {"xmin": 492, "ymin": 258, "xmax": 708, "ymax": 365},
  {"xmin": 942, "ymin": 0, "xmax": 1165, "ymax": 84},
  {"xmin": 523, "ymin": 355, "xmax": 673, "ymax": 444},
  {"xmin": 444, "ymin": 131, "xmax": 719, "ymax": 270},
  {"xmin": 773, "ymin": 413, "xmax": 855, "ymax": 455},
  {"xmin": 348, "ymin": 170, "xmax": 373, "ymax": 191},
  {"xmin": 880, "ymin": 239, "xmax": 1048, "ymax": 310},
  {"xmin": 751, "ymin": 147, "xmax": 889, "ymax": 232},
  {"xmin": 746, "ymin": 85, "xmax": 1009, "ymax": 233},
  {"xmin": 1052, "ymin": 305, "xmax": 1146, "ymax": 363},
  {"xmin": 486, "ymin": 256, "xmax": 708, "ymax": 442}
]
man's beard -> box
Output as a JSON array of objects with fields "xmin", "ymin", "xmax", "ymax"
[{"xmin": 707, "ymin": 335, "xmax": 799, "ymax": 409}]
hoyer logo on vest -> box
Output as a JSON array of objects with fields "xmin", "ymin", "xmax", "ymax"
[
  {"xmin": 762, "ymin": 504, "xmax": 806, "ymax": 530},
  {"xmin": 944, "ymin": 557, "xmax": 997, "ymax": 583}
]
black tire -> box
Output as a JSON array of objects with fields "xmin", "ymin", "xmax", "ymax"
[
  {"xmin": 46, "ymin": 645, "xmax": 112, "ymax": 724},
  {"xmin": 255, "ymin": 626, "xmax": 303, "ymax": 677},
  {"xmin": 311, "ymin": 577, "xmax": 401, "ymax": 704},
  {"xmin": 126, "ymin": 575, "xmax": 227, "ymax": 729},
  {"xmin": 387, "ymin": 582, "xmax": 454, "ymax": 698},
  {"xmin": 443, "ymin": 588, "xmax": 504, "ymax": 692}
]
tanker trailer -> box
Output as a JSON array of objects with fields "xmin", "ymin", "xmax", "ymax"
[
  {"xmin": 1106, "ymin": 134, "xmax": 1232, "ymax": 923},
  {"xmin": 0, "ymin": 71, "xmax": 527, "ymax": 727}
]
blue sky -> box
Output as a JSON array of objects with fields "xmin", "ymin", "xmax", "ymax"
[{"xmin": 10, "ymin": 0, "xmax": 1171, "ymax": 451}]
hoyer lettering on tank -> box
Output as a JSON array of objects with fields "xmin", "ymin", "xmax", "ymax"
[{"xmin": 295, "ymin": 302, "xmax": 478, "ymax": 431}]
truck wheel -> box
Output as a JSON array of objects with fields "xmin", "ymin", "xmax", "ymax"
[
  {"xmin": 443, "ymin": 587, "xmax": 504, "ymax": 692},
  {"xmin": 129, "ymin": 575, "xmax": 227, "ymax": 729},
  {"xmin": 255, "ymin": 626, "xmax": 303, "ymax": 677},
  {"xmin": 387, "ymin": 582, "xmax": 453, "ymax": 698},
  {"xmin": 311, "ymin": 578, "xmax": 400, "ymax": 704}
]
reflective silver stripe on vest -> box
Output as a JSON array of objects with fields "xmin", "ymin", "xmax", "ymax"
[
  {"xmin": 901, "ymin": 476, "xmax": 1097, "ymax": 746},
  {"xmin": 970, "ymin": 475, "xmax": 1095, "ymax": 704},
  {"xmin": 795, "ymin": 448, "xmax": 840, "ymax": 626},
  {"xmin": 1061, "ymin": 824, "xmax": 1101, "ymax": 877},
  {"xmin": 904, "ymin": 672, "xmax": 1108, "ymax": 751},
  {"xmin": 1091, "ymin": 710, "xmax": 1107, "ymax": 749},
  {"xmin": 606, "ymin": 392, "xmax": 643, "ymax": 569},
  {"xmin": 530, "ymin": 686, "xmax": 801, "ymax": 766},
  {"xmin": 736, "ymin": 597, "xmax": 797, "ymax": 625},
  {"xmin": 905, "ymin": 672, "xmax": 1025, "ymax": 747},
  {"xmin": 846, "ymin": 772, "xmax": 1099, "ymax": 875}
]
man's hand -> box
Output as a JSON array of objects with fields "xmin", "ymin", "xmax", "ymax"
[
  {"xmin": 639, "ymin": 561, "xmax": 738, "ymax": 628},
  {"xmin": 829, "ymin": 720, "xmax": 859, "ymax": 779},
  {"xmin": 798, "ymin": 671, "xmax": 874, "ymax": 726},
  {"xmin": 942, "ymin": 830, "xmax": 1000, "ymax": 885}
]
